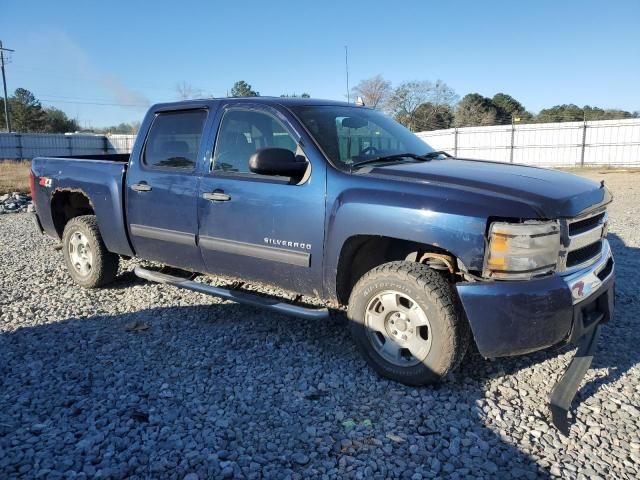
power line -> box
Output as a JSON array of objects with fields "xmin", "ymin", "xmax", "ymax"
[
  {"xmin": 1, "ymin": 40, "xmax": 14, "ymax": 132},
  {"xmin": 10, "ymin": 65, "xmax": 178, "ymax": 93},
  {"xmin": 40, "ymin": 98, "xmax": 148, "ymax": 107},
  {"xmin": 37, "ymin": 93, "xmax": 136, "ymax": 102}
]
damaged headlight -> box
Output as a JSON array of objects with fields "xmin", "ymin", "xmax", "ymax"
[{"xmin": 484, "ymin": 220, "xmax": 560, "ymax": 280}]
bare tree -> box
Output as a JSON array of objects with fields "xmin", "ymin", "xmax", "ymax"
[
  {"xmin": 411, "ymin": 81, "xmax": 459, "ymax": 131},
  {"xmin": 351, "ymin": 75, "xmax": 391, "ymax": 109},
  {"xmin": 175, "ymin": 81, "xmax": 202, "ymax": 100},
  {"xmin": 386, "ymin": 80, "xmax": 459, "ymax": 131}
]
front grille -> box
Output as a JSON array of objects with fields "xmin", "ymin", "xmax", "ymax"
[
  {"xmin": 569, "ymin": 212, "xmax": 606, "ymax": 236},
  {"xmin": 560, "ymin": 208, "xmax": 607, "ymax": 272},
  {"xmin": 597, "ymin": 257, "xmax": 614, "ymax": 281},
  {"xmin": 567, "ymin": 240, "xmax": 602, "ymax": 268}
]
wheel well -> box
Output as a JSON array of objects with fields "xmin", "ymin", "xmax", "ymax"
[
  {"xmin": 51, "ymin": 190, "xmax": 95, "ymax": 238},
  {"xmin": 335, "ymin": 235, "xmax": 458, "ymax": 305}
]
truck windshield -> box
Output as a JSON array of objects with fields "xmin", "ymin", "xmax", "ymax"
[{"xmin": 289, "ymin": 105, "xmax": 436, "ymax": 169}]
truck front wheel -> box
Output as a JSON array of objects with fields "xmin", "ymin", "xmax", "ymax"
[
  {"xmin": 347, "ymin": 261, "xmax": 470, "ymax": 385},
  {"xmin": 62, "ymin": 215, "xmax": 119, "ymax": 288}
]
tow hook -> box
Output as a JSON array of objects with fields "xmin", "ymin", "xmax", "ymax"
[{"xmin": 549, "ymin": 324, "xmax": 601, "ymax": 435}]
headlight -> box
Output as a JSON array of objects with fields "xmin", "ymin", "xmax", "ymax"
[{"xmin": 484, "ymin": 221, "xmax": 560, "ymax": 280}]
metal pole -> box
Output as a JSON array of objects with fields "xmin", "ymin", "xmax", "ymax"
[
  {"xmin": 510, "ymin": 115, "xmax": 515, "ymax": 163},
  {"xmin": 580, "ymin": 119, "xmax": 587, "ymax": 166},
  {"xmin": 0, "ymin": 41, "xmax": 13, "ymax": 132},
  {"xmin": 454, "ymin": 127, "xmax": 458, "ymax": 157},
  {"xmin": 345, "ymin": 46, "xmax": 350, "ymax": 103},
  {"xmin": 16, "ymin": 133, "xmax": 22, "ymax": 159}
]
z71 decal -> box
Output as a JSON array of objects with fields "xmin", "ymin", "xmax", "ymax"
[{"xmin": 38, "ymin": 177, "xmax": 53, "ymax": 188}]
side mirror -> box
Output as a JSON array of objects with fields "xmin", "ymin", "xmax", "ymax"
[{"xmin": 249, "ymin": 148, "xmax": 307, "ymax": 178}]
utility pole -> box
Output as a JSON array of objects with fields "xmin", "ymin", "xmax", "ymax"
[
  {"xmin": 344, "ymin": 46, "xmax": 350, "ymax": 103},
  {"xmin": 0, "ymin": 41, "xmax": 14, "ymax": 132}
]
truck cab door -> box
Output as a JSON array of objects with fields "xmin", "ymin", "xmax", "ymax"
[
  {"xmin": 126, "ymin": 108, "xmax": 208, "ymax": 271},
  {"xmin": 198, "ymin": 103, "xmax": 326, "ymax": 297}
]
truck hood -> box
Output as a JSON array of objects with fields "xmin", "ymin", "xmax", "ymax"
[{"xmin": 363, "ymin": 159, "xmax": 611, "ymax": 218}]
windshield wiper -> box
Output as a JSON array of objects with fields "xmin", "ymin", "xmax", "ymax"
[
  {"xmin": 350, "ymin": 151, "xmax": 451, "ymax": 170},
  {"xmin": 424, "ymin": 150, "xmax": 452, "ymax": 158}
]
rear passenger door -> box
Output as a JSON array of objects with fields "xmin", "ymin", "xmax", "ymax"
[{"xmin": 126, "ymin": 108, "xmax": 207, "ymax": 271}]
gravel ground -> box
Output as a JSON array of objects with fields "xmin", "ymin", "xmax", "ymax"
[{"xmin": 1, "ymin": 170, "xmax": 638, "ymax": 479}]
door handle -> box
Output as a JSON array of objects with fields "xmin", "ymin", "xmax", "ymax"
[
  {"xmin": 131, "ymin": 183, "xmax": 152, "ymax": 192},
  {"xmin": 203, "ymin": 190, "xmax": 231, "ymax": 202}
]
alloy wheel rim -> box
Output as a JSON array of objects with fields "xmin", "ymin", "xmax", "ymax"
[
  {"xmin": 364, "ymin": 290, "xmax": 433, "ymax": 367},
  {"xmin": 68, "ymin": 231, "xmax": 93, "ymax": 277}
]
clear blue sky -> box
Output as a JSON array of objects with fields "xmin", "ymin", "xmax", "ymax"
[{"xmin": 2, "ymin": 0, "xmax": 639, "ymax": 127}]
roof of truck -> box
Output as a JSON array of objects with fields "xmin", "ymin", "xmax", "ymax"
[{"xmin": 151, "ymin": 97, "xmax": 362, "ymax": 110}]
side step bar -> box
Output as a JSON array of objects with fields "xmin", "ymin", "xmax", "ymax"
[{"xmin": 134, "ymin": 266, "xmax": 330, "ymax": 320}]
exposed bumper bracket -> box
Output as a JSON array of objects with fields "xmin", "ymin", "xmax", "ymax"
[{"xmin": 549, "ymin": 322, "xmax": 601, "ymax": 435}]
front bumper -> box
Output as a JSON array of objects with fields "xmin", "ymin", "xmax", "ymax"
[{"xmin": 456, "ymin": 239, "xmax": 614, "ymax": 359}]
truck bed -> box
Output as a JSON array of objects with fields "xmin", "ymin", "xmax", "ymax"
[
  {"xmin": 53, "ymin": 153, "xmax": 130, "ymax": 162},
  {"xmin": 31, "ymin": 156, "xmax": 134, "ymax": 256}
]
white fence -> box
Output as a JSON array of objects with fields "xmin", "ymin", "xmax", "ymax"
[
  {"xmin": 2, "ymin": 118, "xmax": 640, "ymax": 166},
  {"xmin": 0, "ymin": 133, "xmax": 136, "ymax": 159},
  {"xmin": 416, "ymin": 118, "xmax": 640, "ymax": 167}
]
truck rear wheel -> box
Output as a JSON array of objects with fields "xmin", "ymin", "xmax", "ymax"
[
  {"xmin": 62, "ymin": 215, "xmax": 119, "ymax": 288},
  {"xmin": 347, "ymin": 261, "xmax": 469, "ymax": 385}
]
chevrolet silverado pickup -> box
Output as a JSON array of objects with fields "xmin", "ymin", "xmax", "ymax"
[{"xmin": 30, "ymin": 98, "xmax": 615, "ymax": 433}]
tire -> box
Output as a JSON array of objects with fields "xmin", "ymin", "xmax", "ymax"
[
  {"xmin": 62, "ymin": 215, "xmax": 119, "ymax": 288},
  {"xmin": 347, "ymin": 261, "xmax": 470, "ymax": 385}
]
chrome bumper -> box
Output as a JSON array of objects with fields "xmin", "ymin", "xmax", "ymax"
[{"xmin": 562, "ymin": 239, "xmax": 614, "ymax": 305}]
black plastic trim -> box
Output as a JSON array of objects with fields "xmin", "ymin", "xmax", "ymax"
[
  {"xmin": 199, "ymin": 236, "xmax": 311, "ymax": 267},
  {"xmin": 129, "ymin": 224, "xmax": 195, "ymax": 246}
]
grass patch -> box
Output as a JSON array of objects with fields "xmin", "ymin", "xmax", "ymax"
[{"xmin": 0, "ymin": 160, "xmax": 31, "ymax": 194}]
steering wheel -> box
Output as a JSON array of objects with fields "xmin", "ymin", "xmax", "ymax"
[{"xmin": 359, "ymin": 146, "xmax": 379, "ymax": 156}]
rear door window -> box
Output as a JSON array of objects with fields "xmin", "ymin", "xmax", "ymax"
[{"xmin": 144, "ymin": 110, "xmax": 207, "ymax": 170}]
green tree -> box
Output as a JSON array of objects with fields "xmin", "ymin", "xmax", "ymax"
[
  {"xmin": 454, "ymin": 93, "xmax": 498, "ymax": 127},
  {"xmin": 536, "ymin": 104, "xmax": 638, "ymax": 123},
  {"xmin": 8, "ymin": 88, "xmax": 47, "ymax": 132},
  {"xmin": 491, "ymin": 93, "xmax": 532, "ymax": 124},
  {"xmin": 0, "ymin": 97, "xmax": 6, "ymax": 130},
  {"xmin": 412, "ymin": 102, "xmax": 454, "ymax": 131},
  {"xmin": 44, "ymin": 107, "xmax": 80, "ymax": 133},
  {"xmin": 535, "ymin": 104, "xmax": 584, "ymax": 123},
  {"xmin": 230, "ymin": 80, "xmax": 259, "ymax": 97}
]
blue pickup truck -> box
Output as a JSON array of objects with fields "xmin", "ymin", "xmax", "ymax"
[{"xmin": 30, "ymin": 97, "xmax": 614, "ymax": 432}]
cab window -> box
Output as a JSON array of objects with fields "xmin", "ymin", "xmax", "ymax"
[
  {"xmin": 212, "ymin": 109, "xmax": 297, "ymax": 174},
  {"xmin": 143, "ymin": 110, "xmax": 207, "ymax": 170}
]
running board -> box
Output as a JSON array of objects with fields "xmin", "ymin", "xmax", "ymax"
[{"xmin": 134, "ymin": 266, "xmax": 330, "ymax": 320}]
